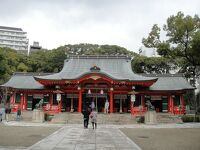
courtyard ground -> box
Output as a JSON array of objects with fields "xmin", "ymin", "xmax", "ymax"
[
  {"xmin": 0, "ymin": 122, "xmax": 200, "ymax": 150},
  {"xmin": 0, "ymin": 124, "xmax": 60, "ymax": 149},
  {"xmin": 121, "ymin": 128, "xmax": 200, "ymax": 150}
]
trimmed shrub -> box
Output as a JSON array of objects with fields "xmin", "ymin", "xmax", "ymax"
[
  {"xmin": 136, "ymin": 116, "xmax": 145, "ymax": 123},
  {"xmin": 44, "ymin": 113, "xmax": 53, "ymax": 121},
  {"xmin": 181, "ymin": 115, "xmax": 200, "ymax": 122}
]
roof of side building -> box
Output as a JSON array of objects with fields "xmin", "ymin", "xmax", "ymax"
[
  {"xmin": 142, "ymin": 74, "xmax": 194, "ymax": 91},
  {"xmin": 0, "ymin": 73, "xmax": 50, "ymax": 89}
]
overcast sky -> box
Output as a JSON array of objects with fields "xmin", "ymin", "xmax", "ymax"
[{"xmin": 0, "ymin": 0, "xmax": 199, "ymax": 52}]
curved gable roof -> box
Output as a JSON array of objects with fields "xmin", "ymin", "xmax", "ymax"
[{"xmin": 35, "ymin": 55, "xmax": 157, "ymax": 82}]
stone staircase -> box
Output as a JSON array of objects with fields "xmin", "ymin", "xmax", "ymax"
[
  {"xmin": 7, "ymin": 111, "xmax": 33, "ymax": 121},
  {"xmin": 156, "ymin": 113, "xmax": 183, "ymax": 124},
  {"xmin": 6, "ymin": 111, "xmax": 183, "ymax": 124},
  {"xmin": 50, "ymin": 112, "xmax": 137, "ymax": 124}
]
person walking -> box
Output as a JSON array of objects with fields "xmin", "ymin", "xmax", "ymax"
[
  {"xmin": 90, "ymin": 108, "xmax": 97, "ymax": 129},
  {"xmin": 104, "ymin": 99, "xmax": 109, "ymax": 114},
  {"xmin": 0, "ymin": 107, "xmax": 2, "ymax": 122},
  {"xmin": 82, "ymin": 107, "xmax": 91, "ymax": 128},
  {"xmin": 16, "ymin": 107, "xmax": 21, "ymax": 121}
]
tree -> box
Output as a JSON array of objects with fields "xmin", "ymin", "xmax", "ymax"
[
  {"xmin": 132, "ymin": 55, "xmax": 175, "ymax": 74},
  {"xmin": 143, "ymin": 12, "xmax": 200, "ymax": 78},
  {"xmin": 143, "ymin": 11, "xmax": 200, "ymax": 113}
]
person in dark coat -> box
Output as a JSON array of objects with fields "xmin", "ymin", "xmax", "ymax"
[
  {"xmin": 82, "ymin": 107, "xmax": 91, "ymax": 128},
  {"xmin": 16, "ymin": 107, "xmax": 21, "ymax": 121}
]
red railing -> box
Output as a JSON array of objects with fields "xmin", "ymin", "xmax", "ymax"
[
  {"xmin": 43, "ymin": 105, "xmax": 60, "ymax": 114},
  {"xmin": 131, "ymin": 106, "xmax": 147, "ymax": 115},
  {"xmin": 173, "ymin": 106, "xmax": 185, "ymax": 115}
]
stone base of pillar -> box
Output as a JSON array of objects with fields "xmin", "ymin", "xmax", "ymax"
[
  {"xmin": 32, "ymin": 109, "xmax": 44, "ymax": 123},
  {"xmin": 145, "ymin": 111, "xmax": 157, "ymax": 124}
]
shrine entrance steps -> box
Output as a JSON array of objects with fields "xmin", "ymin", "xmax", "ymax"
[
  {"xmin": 50, "ymin": 112, "xmax": 137, "ymax": 124},
  {"xmin": 7, "ymin": 111, "xmax": 183, "ymax": 124},
  {"xmin": 156, "ymin": 113, "xmax": 183, "ymax": 124}
]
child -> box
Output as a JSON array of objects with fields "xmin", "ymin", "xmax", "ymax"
[{"xmin": 90, "ymin": 108, "xmax": 97, "ymax": 129}]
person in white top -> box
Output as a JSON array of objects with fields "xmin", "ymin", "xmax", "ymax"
[
  {"xmin": 90, "ymin": 108, "xmax": 97, "ymax": 129},
  {"xmin": 91, "ymin": 100, "xmax": 95, "ymax": 109},
  {"xmin": 104, "ymin": 99, "xmax": 109, "ymax": 114}
]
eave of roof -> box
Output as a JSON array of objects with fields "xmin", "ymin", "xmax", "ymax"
[{"xmin": 1, "ymin": 73, "xmax": 45, "ymax": 90}]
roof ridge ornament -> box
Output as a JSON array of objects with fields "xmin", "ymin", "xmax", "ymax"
[{"xmin": 90, "ymin": 65, "xmax": 101, "ymax": 72}]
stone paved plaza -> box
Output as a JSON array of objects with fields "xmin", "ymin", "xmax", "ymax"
[
  {"xmin": 1, "ymin": 121, "xmax": 200, "ymax": 150},
  {"xmin": 28, "ymin": 126, "xmax": 141, "ymax": 150}
]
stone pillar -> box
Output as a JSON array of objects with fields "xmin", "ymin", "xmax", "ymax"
[
  {"xmin": 145, "ymin": 111, "xmax": 157, "ymax": 124},
  {"xmin": 32, "ymin": 109, "xmax": 44, "ymax": 123}
]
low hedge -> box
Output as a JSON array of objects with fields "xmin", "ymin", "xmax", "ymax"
[
  {"xmin": 136, "ymin": 116, "xmax": 145, "ymax": 123},
  {"xmin": 44, "ymin": 113, "xmax": 54, "ymax": 121},
  {"xmin": 181, "ymin": 115, "xmax": 200, "ymax": 122}
]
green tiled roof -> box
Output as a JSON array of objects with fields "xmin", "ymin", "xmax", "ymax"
[
  {"xmin": 1, "ymin": 73, "xmax": 45, "ymax": 89},
  {"xmin": 35, "ymin": 56, "xmax": 157, "ymax": 82},
  {"xmin": 143, "ymin": 74, "xmax": 194, "ymax": 91}
]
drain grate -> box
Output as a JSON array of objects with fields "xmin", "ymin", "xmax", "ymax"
[{"xmin": 137, "ymin": 136, "xmax": 149, "ymax": 139}]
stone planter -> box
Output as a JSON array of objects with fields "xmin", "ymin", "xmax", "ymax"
[
  {"xmin": 32, "ymin": 109, "xmax": 44, "ymax": 123},
  {"xmin": 145, "ymin": 111, "xmax": 157, "ymax": 124}
]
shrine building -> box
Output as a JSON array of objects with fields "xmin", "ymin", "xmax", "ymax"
[{"xmin": 1, "ymin": 55, "xmax": 194, "ymax": 115}]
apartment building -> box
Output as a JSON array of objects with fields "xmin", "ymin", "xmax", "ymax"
[{"xmin": 0, "ymin": 26, "xmax": 29, "ymax": 53}]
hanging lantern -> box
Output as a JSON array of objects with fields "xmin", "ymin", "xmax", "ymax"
[
  {"xmin": 131, "ymin": 95, "xmax": 135, "ymax": 102},
  {"xmin": 57, "ymin": 93, "xmax": 61, "ymax": 101},
  {"xmin": 100, "ymin": 89, "xmax": 104, "ymax": 94},
  {"xmin": 88, "ymin": 89, "xmax": 91, "ymax": 94}
]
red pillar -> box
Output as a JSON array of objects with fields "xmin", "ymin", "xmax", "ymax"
[
  {"xmin": 130, "ymin": 100, "xmax": 134, "ymax": 115},
  {"xmin": 110, "ymin": 90, "xmax": 113, "ymax": 113},
  {"xmin": 181, "ymin": 95, "xmax": 184, "ymax": 114},
  {"xmin": 24, "ymin": 93, "xmax": 27, "ymax": 111},
  {"xmin": 141, "ymin": 95, "xmax": 145, "ymax": 108},
  {"xmin": 59, "ymin": 98, "xmax": 62, "ymax": 112},
  {"xmin": 168, "ymin": 95, "xmax": 171, "ymax": 113},
  {"xmin": 20, "ymin": 93, "xmax": 23, "ymax": 111},
  {"xmin": 171, "ymin": 96, "xmax": 174, "ymax": 114},
  {"xmin": 78, "ymin": 90, "xmax": 82, "ymax": 113},
  {"xmin": 49, "ymin": 94, "xmax": 53, "ymax": 111}
]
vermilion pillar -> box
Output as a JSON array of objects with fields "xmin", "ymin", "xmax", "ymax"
[
  {"xmin": 171, "ymin": 96, "xmax": 174, "ymax": 114},
  {"xmin": 141, "ymin": 95, "xmax": 145, "ymax": 108},
  {"xmin": 130, "ymin": 100, "xmax": 134, "ymax": 115},
  {"xmin": 20, "ymin": 93, "xmax": 23, "ymax": 111},
  {"xmin": 168, "ymin": 95, "xmax": 171, "ymax": 112},
  {"xmin": 24, "ymin": 93, "xmax": 27, "ymax": 110},
  {"xmin": 50, "ymin": 94, "xmax": 53, "ymax": 106},
  {"xmin": 110, "ymin": 90, "xmax": 113, "ymax": 113},
  {"xmin": 59, "ymin": 99, "xmax": 62, "ymax": 112},
  {"xmin": 181, "ymin": 95, "xmax": 184, "ymax": 114},
  {"xmin": 78, "ymin": 90, "xmax": 82, "ymax": 113}
]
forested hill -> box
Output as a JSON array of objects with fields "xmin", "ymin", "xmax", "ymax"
[
  {"xmin": 53, "ymin": 44, "xmax": 136, "ymax": 56},
  {"xmin": 0, "ymin": 44, "xmax": 137, "ymax": 84}
]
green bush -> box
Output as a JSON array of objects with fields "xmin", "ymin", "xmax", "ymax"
[
  {"xmin": 181, "ymin": 115, "xmax": 200, "ymax": 122},
  {"xmin": 44, "ymin": 113, "xmax": 53, "ymax": 121},
  {"xmin": 136, "ymin": 116, "xmax": 145, "ymax": 123}
]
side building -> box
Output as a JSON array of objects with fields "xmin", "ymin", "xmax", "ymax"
[
  {"xmin": 0, "ymin": 26, "xmax": 29, "ymax": 54},
  {"xmin": 1, "ymin": 55, "xmax": 194, "ymax": 115}
]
